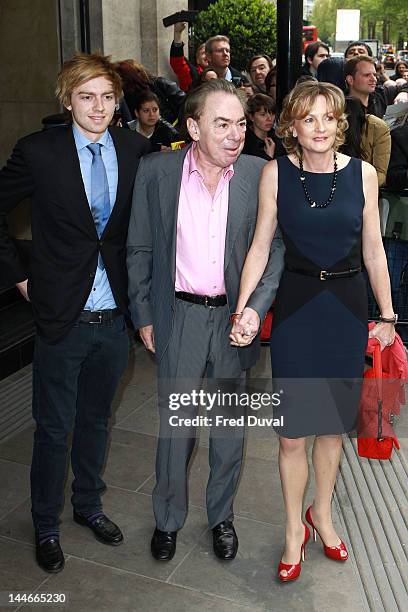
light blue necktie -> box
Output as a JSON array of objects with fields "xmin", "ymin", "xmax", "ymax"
[{"xmin": 87, "ymin": 143, "xmax": 111, "ymax": 270}]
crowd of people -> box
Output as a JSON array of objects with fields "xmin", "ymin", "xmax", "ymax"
[
  {"xmin": 0, "ymin": 25, "xmax": 405, "ymax": 588},
  {"xmin": 106, "ymin": 26, "xmax": 408, "ymax": 191}
]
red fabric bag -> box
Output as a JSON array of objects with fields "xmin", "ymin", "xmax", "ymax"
[
  {"xmin": 260, "ymin": 302, "xmax": 275, "ymax": 343},
  {"xmin": 260, "ymin": 310, "xmax": 273, "ymax": 343},
  {"xmin": 357, "ymin": 328, "xmax": 407, "ymax": 459}
]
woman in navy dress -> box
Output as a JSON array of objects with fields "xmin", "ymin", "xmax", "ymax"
[{"xmin": 231, "ymin": 81, "xmax": 396, "ymax": 582}]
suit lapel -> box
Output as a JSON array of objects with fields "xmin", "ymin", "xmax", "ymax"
[
  {"xmin": 224, "ymin": 162, "xmax": 250, "ymax": 271},
  {"xmin": 58, "ymin": 127, "xmax": 97, "ymax": 237},
  {"xmin": 159, "ymin": 146, "xmax": 190, "ymax": 279},
  {"xmin": 102, "ymin": 128, "xmax": 130, "ymax": 237}
]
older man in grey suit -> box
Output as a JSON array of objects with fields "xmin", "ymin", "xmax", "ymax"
[{"xmin": 127, "ymin": 79, "xmax": 284, "ymax": 562}]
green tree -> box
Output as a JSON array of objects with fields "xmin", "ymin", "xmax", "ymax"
[
  {"xmin": 310, "ymin": 0, "xmax": 337, "ymax": 45},
  {"xmin": 311, "ymin": 0, "xmax": 408, "ymax": 47},
  {"xmin": 193, "ymin": 0, "xmax": 277, "ymax": 72}
]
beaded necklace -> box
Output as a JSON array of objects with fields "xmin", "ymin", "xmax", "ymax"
[{"xmin": 298, "ymin": 151, "xmax": 338, "ymax": 208}]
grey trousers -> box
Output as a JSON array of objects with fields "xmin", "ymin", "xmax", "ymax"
[{"xmin": 153, "ymin": 298, "xmax": 244, "ymax": 532}]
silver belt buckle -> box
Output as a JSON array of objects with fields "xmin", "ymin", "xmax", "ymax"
[
  {"xmin": 204, "ymin": 295, "xmax": 216, "ymax": 309},
  {"xmin": 320, "ymin": 270, "xmax": 327, "ymax": 281},
  {"xmin": 89, "ymin": 311, "xmax": 103, "ymax": 324}
]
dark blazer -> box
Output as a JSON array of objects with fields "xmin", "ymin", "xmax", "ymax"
[
  {"xmin": 127, "ymin": 146, "xmax": 285, "ymax": 370},
  {"xmin": 387, "ymin": 124, "xmax": 408, "ymax": 192},
  {"xmin": 366, "ymin": 87, "xmax": 394, "ymax": 118},
  {"xmin": 230, "ymin": 66, "xmax": 244, "ymax": 77},
  {"xmin": 0, "ymin": 125, "xmax": 150, "ymax": 343}
]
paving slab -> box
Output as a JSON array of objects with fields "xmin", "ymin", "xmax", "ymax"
[
  {"xmin": 169, "ymin": 515, "xmax": 365, "ymax": 612},
  {"xmin": 0, "ymin": 346, "xmax": 382, "ymax": 611},
  {"xmin": 10, "ymin": 556, "xmax": 258, "ymax": 612},
  {"xmin": 103, "ymin": 429, "xmax": 157, "ymax": 491},
  {"xmin": 0, "ymin": 459, "xmax": 30, "ymax": 521},
  {"xmin": 0, "ymin": 427, "xmax": 34, "ymax": 466},
  {"xmin": 0, "ymin": 537, "xmax": 48, "ymax": 594}
]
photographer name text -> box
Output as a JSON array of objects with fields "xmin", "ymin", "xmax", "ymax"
[{"xmin": 168, "ymin": 415, "xmax": 284, "ymax": 427}]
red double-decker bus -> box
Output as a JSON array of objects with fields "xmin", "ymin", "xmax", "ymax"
[{"xmin": 303, "ymin": 25, "xmax": 318, "ymax": 52}]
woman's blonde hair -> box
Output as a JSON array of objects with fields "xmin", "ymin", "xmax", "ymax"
[
  {"xmin": 56, "ymin": 53, "xmax": 122, "ymax": 108},
  {"xmin": 276, "ymin": 81, "xmax": 348, "ymax": 156}
]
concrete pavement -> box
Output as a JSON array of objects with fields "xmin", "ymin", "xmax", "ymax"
[{"xmin": 0, "ymin": 341, "xmax": 406, "ymax": 611}]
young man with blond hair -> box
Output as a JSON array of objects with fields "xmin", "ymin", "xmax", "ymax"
[{"xmin": 0, "ymin": 53, "xmax": 150, "ymax": 573}]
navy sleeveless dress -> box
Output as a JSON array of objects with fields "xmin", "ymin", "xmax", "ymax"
[{"xmin": 270, "ymin": 156, "xmax": 368, "ymax": 438}]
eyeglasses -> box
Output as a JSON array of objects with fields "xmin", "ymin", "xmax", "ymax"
[{"xmin": 212, "ymin": 47, "xmax": 230, "ymax": 54}]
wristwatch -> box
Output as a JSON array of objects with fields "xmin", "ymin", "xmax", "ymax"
[{"xmin": 379, "ymin": 314, "xmax": 398, "ymax": 324}]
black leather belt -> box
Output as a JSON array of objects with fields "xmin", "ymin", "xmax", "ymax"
[
  {"xmin": 175, "ymin": 291, "xmax": 227, "ymax": 307},
  {"xmin": 285, "ymin": 266, "xmax": 361, "ymax": 281},
  {"xmin": 79, "ymin": 308, "xmax": 121, "ymax": 324}
]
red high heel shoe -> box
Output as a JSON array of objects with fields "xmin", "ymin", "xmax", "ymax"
[
  {"xmin": 305, "ymin": 506, "xmax": 348, "ymax": 561},
  {"xmin": 278, "ymin": 523, "xmax": 310, "ymax": 582}
]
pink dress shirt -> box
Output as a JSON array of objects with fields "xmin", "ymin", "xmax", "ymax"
[{"xmin": 175, "ymin": 144, "xmax": 234, "ymax": 296}]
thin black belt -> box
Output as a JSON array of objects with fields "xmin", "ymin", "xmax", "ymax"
[
  {"xmin": 285, "ymin": 265, "xmax": 361, "ymax": 281},
  {"xmin": 175, "ymin": 291, "xmax": 227, "ymax": 307},
  {"xmin": 79, "ymin": 308, "xmax": 121, "ymax": 324}
]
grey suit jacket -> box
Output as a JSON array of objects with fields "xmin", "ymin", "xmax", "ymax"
[{"xmin": 127, "ymin": 145, "xmax": 284, "ymax": 370}]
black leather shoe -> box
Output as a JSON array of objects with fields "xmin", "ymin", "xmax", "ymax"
[
  {"xmin": 151, "ymin": 528, "xmax": 177, "ymax": 561},
  {"xmin": 212, "ymin": 521, "xmax": 238, "ymax": 560},
  {"xmin": 35, "ymin": 537, "xmax": 64, "ymax": 573},
  {"xmin": 73, "ymin": 511, "xmax": 124, "ymax": 546}
]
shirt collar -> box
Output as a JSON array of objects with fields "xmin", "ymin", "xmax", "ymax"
[
  {"xmin": 72, "ymin": 124, "xmax": 111, "ymax": 151},
  {"xmin": 187, "ymin": 143, "xmax": 235, "ymax": 181},
  {"xmin": 225, "ymin": 67, "xmax": 232, "ymax": 82}
]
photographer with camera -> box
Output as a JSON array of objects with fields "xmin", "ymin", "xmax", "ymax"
[{"xmin": 170, "ymin": 22, "xmax": 208, "ymax": 92}]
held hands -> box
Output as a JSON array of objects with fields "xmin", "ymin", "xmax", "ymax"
[
  {"xmin": 139, "ymin": 325, "xmax": 155, "ymax": 353},
  {"xmin": 369, "ymin": 322, "xmax": 395, "ymax": 351},
  {"xmin": 230, "ymin": 307, "xmax": 260, "ymax": 347}
]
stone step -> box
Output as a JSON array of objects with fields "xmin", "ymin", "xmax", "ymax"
[{"xmin": 335, "ymin": 436, "xmax": 408, "ymax": 612}]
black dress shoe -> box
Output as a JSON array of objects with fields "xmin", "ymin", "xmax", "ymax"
[
  {"xmin": 35, "ymin": 537, "xmax": 64, "ymax": 573},
  {"xmin": 73, "ymin": 511, "xmax": 124, "ymax": 546},
  {"xmin": 151, "ymin": 528, "xmax": 177, "ymax": 560},
  {"xmin": 212, "ymin": 521, "xmax": 238, "ymax": 560}
]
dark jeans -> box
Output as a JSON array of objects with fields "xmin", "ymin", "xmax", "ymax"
[{"xmin": 30, "ymin": 316, "xmax": 129, "ymax": 533}]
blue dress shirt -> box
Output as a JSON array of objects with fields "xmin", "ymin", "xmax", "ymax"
[{"xmin": 73, "ymin": 125, "xmax": 118, "ymax": 310}]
